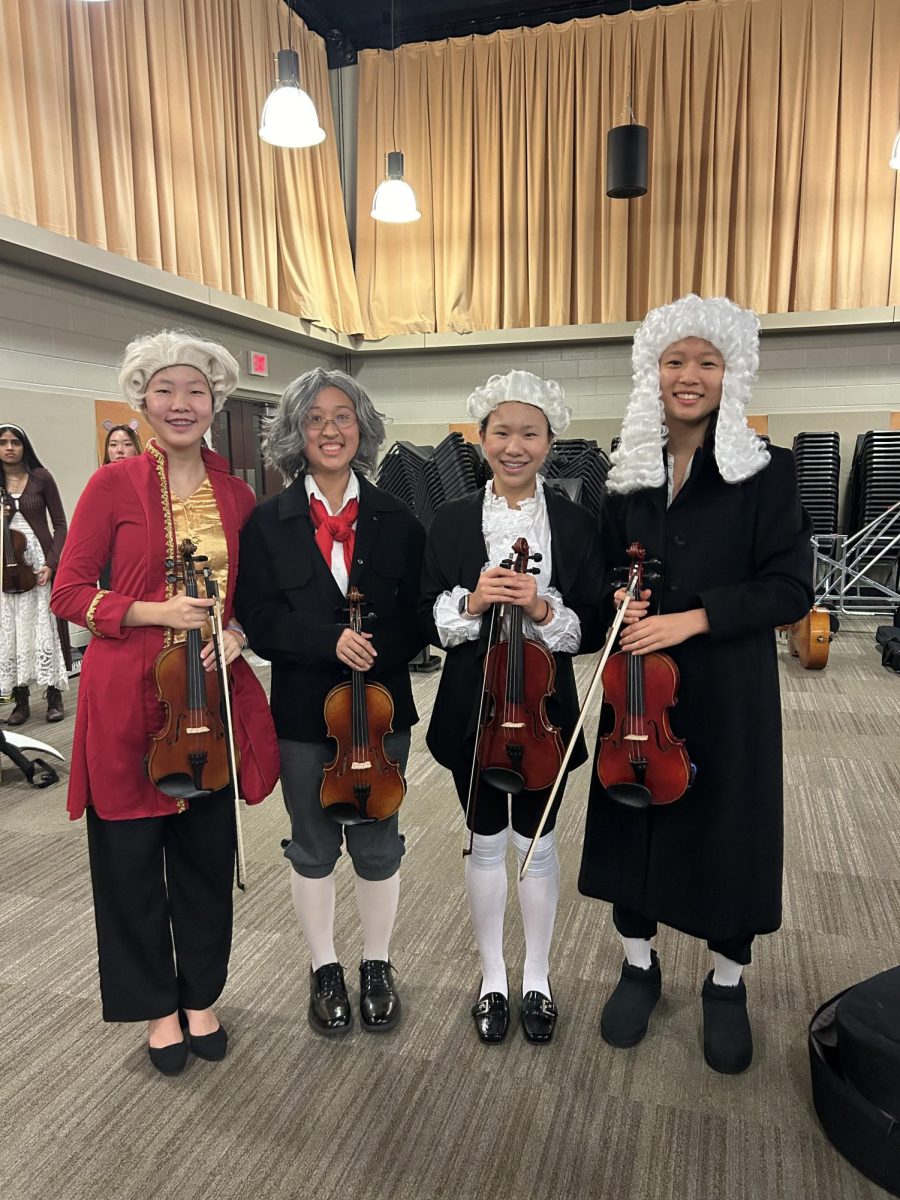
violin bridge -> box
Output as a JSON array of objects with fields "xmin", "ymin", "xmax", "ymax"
[
  {"xmin": 500, "ymin": 721, "xmax": 526, "ymax": 730},
  {"xmin": 623, "ymin": 734, "xmax": 649, "ymax": 742},
  {"xmin": 351, "ymin": 760, "xmax": 372, "ymax": 770},
  {"xmin": 185, "ymin": 725, "xmax": 210, "ymax": 735}
]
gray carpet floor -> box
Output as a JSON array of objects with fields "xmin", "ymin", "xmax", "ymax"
[{"xmin": 1, "ymin": 620, "xmax": 899, "ymax": 1200}]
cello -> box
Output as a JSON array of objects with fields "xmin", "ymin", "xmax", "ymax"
[
  {"xmin": 596, "ymin": 543, "xmax": 693, "ymax": 808},
  {"xmin": 463, "ymin": 537, "xmax": 564, "ymax": 851},
  {"xmin": 320, "ymin": 586, "xmax": 406, "ymax": 825}
]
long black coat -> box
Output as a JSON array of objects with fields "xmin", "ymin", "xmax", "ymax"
[
  {"xmin": 578, "ymin": 445, "xmax": 814, "ymax": 941},
  {"xmin": 419, "ymin": 486, "xmax": 606, "ymax": 774},
  {"xmin": 235, "ymin": 472, "xmax": 426, "ymax": 742}
]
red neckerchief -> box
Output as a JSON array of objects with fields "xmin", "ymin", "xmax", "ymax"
[{"xmin": 308, "ymin": 495, "xmax": 359, "ymax": 576}]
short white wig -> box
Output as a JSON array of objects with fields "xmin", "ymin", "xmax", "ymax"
[
  {"xmin": 467, "ymin": 369, "xmax": 571, "ymax": 435},
  {"xmin": 118, "ymin": 330, "xmax": 240, "ymax": 413},
  {"xmin": 606, "ymin": 294, "xmax": 770, "ymax": 494}
]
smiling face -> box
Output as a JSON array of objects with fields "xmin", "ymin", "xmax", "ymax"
[
  {"xmin": 302, "ymin": 385, "xmax": 360, "ymax": 480},
  {"xmin": 658, "ymin": 337, "xmax": 725, "ymax": 431},
  {"xmin": 480, "ymin": 402, "xmax": 553, "ymax": 498},
  {"xmin": 142, "ymin": 366, "xmax": 214, "ymax": 454},
  {"xmin": 106, "ymin": 429, "xmax": 139, "ymax": 462}
]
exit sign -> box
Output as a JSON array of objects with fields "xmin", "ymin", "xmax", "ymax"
[{"xmin": 248, "ymin": 351, "xmax": 269, "ymax": 377}]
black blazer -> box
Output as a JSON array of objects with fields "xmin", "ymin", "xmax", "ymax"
[
  {"xmin": 235, "ymin": 472, "xmax": 426, "ymax": 742},
  {"xmin": 419, "ymin": 486, "xmax": 605, "ymax": 772}
]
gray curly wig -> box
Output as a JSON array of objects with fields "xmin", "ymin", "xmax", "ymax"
[
  {"xmin": 264, "ymin": 368, "xmax": 386, "ymax": 481},
  {"xmin": 118, "ymin": 330, "xmax": 239, "ymax": 413},
  {"xmin": 606, "ymin": 294, "xmax": 770, "ymax": 494}
]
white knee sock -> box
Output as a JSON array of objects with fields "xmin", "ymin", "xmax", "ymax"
[
  {"xmin": 354, "ymin": 872, "xmax": 400, "ymax": 963},
  {"xmin": 712, "ymin": 952, "xmax": 744, "ymax": 988},
  {"xmin": 512, "ymin": 830, "xmax": 560, "ymax": 998},
  {"xmin": 290, "ymin": 869, "xmax": 337, "ymax": 971},
  {"xmin": 465, "ymin": 829, "xmax": 509, "ymax": 999},
  {"xmin": 622, "ymin": 936, "xmax": 654, "ymax": 970}
]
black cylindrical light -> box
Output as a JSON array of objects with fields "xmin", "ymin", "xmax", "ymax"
[{"xmin": 606, "ymin": 123, "xmax": 649, "ymax": 199}]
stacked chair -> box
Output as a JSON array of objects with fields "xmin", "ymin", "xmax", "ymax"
[
  {"xmin": 845, "ymin": 431, "xmax": 900, "ymax": 534},
  {"xmin": 374, "ymin": 441, "xmax": 433, "ymax": 514},
  {"xmin": 540, "ymin": 438, "xmax": 609, "ymax": 517},
  {"xmin": 791, "ymin": 432, "xmax": 841, "ymax": 537}
]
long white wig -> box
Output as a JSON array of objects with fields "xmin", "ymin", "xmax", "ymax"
[
  {"xmin": 119, "ymin": 329, "xmax": 239, "ymax": 414},
  {"xmin": 606, "ymin": 294, "xmax": 770, "ymax": 494}
]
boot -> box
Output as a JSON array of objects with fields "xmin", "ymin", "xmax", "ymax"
[
  {"xmin": 6, "ymin": 686, "xmax": 30, "ymax": 726},
  {"xmin": 44, "ymin": 687, "xmax": 64, "ymax": 723}
]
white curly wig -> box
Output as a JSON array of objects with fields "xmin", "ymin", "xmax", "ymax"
[
  {"xmin": 467, "ymin": 369, "xmax": 571, "ymax": 435},
  {"xmin": 606, "ymin": 294, "xmax": 770, "ymax": 494},
  {"xmin": 118, "ymin": 330, "xmax": 240, "ymax": 414}
]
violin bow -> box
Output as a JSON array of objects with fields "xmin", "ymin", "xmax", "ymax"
[
  {"xmin": 205, "ymin": 568, "xmax": 247, "ymax": 891},
  {"xmin": 518, "ymin": 573, "xmax": 639, "ymax": 880}
]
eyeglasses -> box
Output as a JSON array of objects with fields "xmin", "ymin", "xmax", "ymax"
[{"xmin": 304, "ymin": 411, "xmax": 357, "ymax": 431}]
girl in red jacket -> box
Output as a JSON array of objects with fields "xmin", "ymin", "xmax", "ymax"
[{"xmin": 53, "ymin": 331, "xmax": 279, "ymax": 1076}]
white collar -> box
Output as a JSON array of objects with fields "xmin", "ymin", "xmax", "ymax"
[
  {"xmin": 484, "ymin": 474, "xmax": 545, "ymax": 514},
  {"xmin": 305, "ymin": 471, "xmax": 360, "ymax": 516}
]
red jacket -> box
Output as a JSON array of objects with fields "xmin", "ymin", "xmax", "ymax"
[{"xmin": 52, "ymin": 442, "xmax": 280, "ymax": 821}]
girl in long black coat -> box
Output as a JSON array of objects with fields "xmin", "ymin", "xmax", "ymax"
[
  {"xmin": 420, "ymin": 370, "xmax": 604, "ymax": 1047},
  {"xmin": 578, "ymin": 295, "xmax": 813, "ymax": 1074}
]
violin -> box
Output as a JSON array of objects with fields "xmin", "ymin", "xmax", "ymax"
[
  {"xmin": 475, "ymin": 537, "xmax": 564, "ymax": 796},
  {"xmin": 0, "ymin": 487, "xmax": 36, "ymax": 595},
  {"xmin": 147, "ymin": 539, "xmax": 237, "ymax": 799},
  {"xmin": 321, "ymin": 586, "xmax": 406, "ymax": 825},
  {"xmin": 596, "ymin": 542, "xmax": 693, "ymax": 808}
]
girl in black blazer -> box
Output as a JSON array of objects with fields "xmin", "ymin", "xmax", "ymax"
[
  {"xmin": 236, "ymin": 369, "xmax": 425, "ymax": 1038},
  {"xmin": 420, "ymin": 371, "xmax": 604, "ymax": 1046}
]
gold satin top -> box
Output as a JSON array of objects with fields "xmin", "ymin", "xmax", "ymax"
[{"xmin": 170, "ymin": 477, "xmax": 228, "ymax": 643}]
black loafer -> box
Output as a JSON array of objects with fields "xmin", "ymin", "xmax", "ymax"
[
  {"xmin": 701, "ymin": 972, "xmax": 753, "ymax": 1074},
  {"xmin": 601, "ymin": 951, "xmax": 662, "ymax": 1048},
  {"xmin": 359, "ymin": 959, "xmax": 401, "ymax": 1032},
  {"xmin": 148, "ymin": 1038, "xmax": 189, "ymax": 1076},
  {"xmin": 472, "ymin": 991, "xmax": 509, "ymax": 1044},
  {"xmin": 189, "ymin": 1024, "xmax": 228, "ymax": 1061},
  {"xmin": 521, "ymin": 990, "xmax": 558, "ymax": 1044},
  {"xmin": 309, "ymin": 962, "xmax": 352, "ymax": 1035}
]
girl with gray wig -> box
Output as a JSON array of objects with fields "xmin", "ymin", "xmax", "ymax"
[{"xmin": 264, "ymin": 369, "xmax": 386, "ymax": 481}]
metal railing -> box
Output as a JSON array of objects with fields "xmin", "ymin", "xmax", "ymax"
[{"xmin": 813, "ymin": 501, "xmax": 900, "ymax": 616}]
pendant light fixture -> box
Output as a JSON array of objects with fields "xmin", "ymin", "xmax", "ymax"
[
  {"xmin": 259, "ymin": 4, "xmax": 326, "ymax": 149},
  {"xmin": 606, "ymin": 1, "xmax": 649, "ymax": 199},
  {"xmin": 371, "ymin": 1, "xmax": 421, "ymax": 223},
  {"xmin": 891, "ymin": 131, "xmax": 900, "ymax": 170}
]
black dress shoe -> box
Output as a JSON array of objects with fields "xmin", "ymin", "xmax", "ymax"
[
  {"xmin": 148, "ymin": 1039, "xmax": 189, "ymax": 1076},
  {"xmin": 601, "ymin": 951, "xmax": 662, "ymax": 1048},
  {"xmin": 472, "ymin": 991, "xmax": 510, "ymax": 1044},
  {"xmin": 521, "ymin": 990, "xmax": 558, "ymax": 1044},
  {"xmin": 189, "ymin": 1024, "xmax": 229, "ymax": 1061},
  {"xmin": 701, "ymin": 972, "xmax": 753, "ymax": 1074},
  {"xmin": 359, "ymin": 959, "xmax": 401, "ymax": 1032},
  {"xmin": 309, "ymin": 962, "xmax": 352, "ymax": 1035}
]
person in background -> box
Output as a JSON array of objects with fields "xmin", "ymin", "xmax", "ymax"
[
  {"xmin": 0, "ymin": 424, "xmax": 69, "ymax": 724},
  {"xmin": 102, "ymin": 423, "xmax": 142, "ymax": 464}
]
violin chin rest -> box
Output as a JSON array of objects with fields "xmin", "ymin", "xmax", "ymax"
[
  {"xmin": 606, "ymin": 783, "xmax": 652, "ymax": 810},
  {"xmin": 480, "ymin": 767, "xmax": 525, "ymax": 795},
  {"xmin": 323, "ymin": 803, "xmax": 378, "ymax": 826},
  {"xmin": 154, "ymin": 775, "xmax": 214, "ymax": 801}
]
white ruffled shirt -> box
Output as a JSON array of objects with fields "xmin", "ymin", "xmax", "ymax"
[
  {"xmin": 433, "ymin": 477, "xmax": 581, "ymax": 653},
  {"xmin": 305, "ymin": 472, "xmax": 360, "ymax": 595}
]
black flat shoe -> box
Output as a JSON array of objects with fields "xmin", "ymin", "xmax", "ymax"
[
  {"xmin": 189, "ymin": 1024, "xmax": 228, "ymax": 1061},
  {"xmin": 701, "ymin": 972, "xmax": 753, "ymax": 1074},
  {"xmin": 309, "ymin": 962, "xmax": 352, "ymax": 1036},
  {"xmin": 359, "ymin": 959, "xmax": 401, "ymax": 1032},
  {"xmin": 521, "ymin": 990, "xmax": 558, "ymax": 1044},
  {"xmin": 601, "ymin": 951, "xmax": 662, "ymax": 1048},
  {"xmin": 148, "ymin": 1039, "xmax": 189, "ymax": 1076},
  {"xmin": 472, "ymin": 991, "xmax": 509, "ymax": 1044}
]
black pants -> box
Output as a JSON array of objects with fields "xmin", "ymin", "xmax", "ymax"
[
  {"xmin": 613, "ymin": 904, "xmax": 755, "ymax": 966},
  {"xmin": 451, "ymin": 766, "xmax": 569, "ymax": 837},
  {"xmin": 85, "ymin": 790, "xmax": 235, "ymax": 1022}
]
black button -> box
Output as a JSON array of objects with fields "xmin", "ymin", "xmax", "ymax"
[
  {"xmin": 356, "ymin": 558, "xmax": 364, "ymax": 565},
  {"xmin": 673, "ymin": 534, "xmax": 686, "ymax": 547},
  {"xmin": 668, "ymin": 582, "xmax": 679, "ymax": 592}
]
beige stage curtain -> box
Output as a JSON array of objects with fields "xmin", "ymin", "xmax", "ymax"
[
  {"xmin": 355, "ymin": 0, "xmax": 900, "ymax": 338},
  {"xmin": 0, "ymin": 0, "xmax": 363, "ymax": 334}
]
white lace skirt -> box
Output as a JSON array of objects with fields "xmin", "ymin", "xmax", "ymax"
[{"xmin": 0, "ymin": 514, "xmax": 68, "ymax": 693}]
